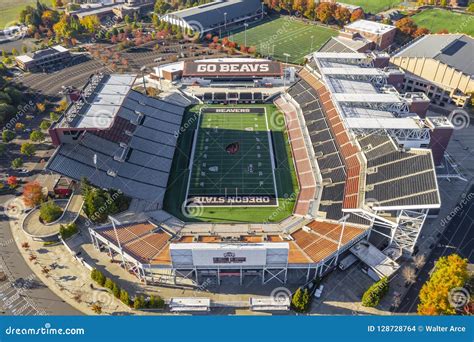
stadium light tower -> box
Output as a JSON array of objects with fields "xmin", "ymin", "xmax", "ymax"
[
  {"xmin": 140, "ymin": 65, "xmax": 148, "ymax": 94},
  {"xmin": 244, "ymin": 23, "xmax": 249, "ymax": 47},
  {"xmin": 283, "ymin": 53, "xmax": 291, "ymax": 87}
]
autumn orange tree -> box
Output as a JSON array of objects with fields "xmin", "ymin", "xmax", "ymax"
[
  {"xmin": 418, "ymin": 254, "xmax": 469, "ymax": 315},
  {"xmin": 23, "ymin": 181, "xmax": 43, "ymax": 207}
]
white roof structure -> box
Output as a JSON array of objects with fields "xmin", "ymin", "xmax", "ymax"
[
  {"xmin": 250, "ymin": 297, "xmax": 290, "ymax": 311},
  {"xmin": 169, "ymin": 298, "xmax": 210, "ymax": 312},
  {"xmin": 346, "ymin": 117, "xmax": 422, "ymax": 130},
  {"xmin": 332, "ymin": 93, "xmax": 402, "ymax": 104},
  {"xmin": 350, "ymin": 241, "xmax": 399, "ymax": 278},
  {"xmin": 345, "ymin": 19, "xmax": 395, "ymax": 35},
  {"xmin": 320, "ymin": 67, "xmax": 384, "ymax": 76},
  {"xmin": 71, "ymin": 74, "xmax": 136, "ymax": 129}
]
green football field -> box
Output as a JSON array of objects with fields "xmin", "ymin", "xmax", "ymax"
[
  {"xmin": 228, "ymin": 17, "xmax": 338, "ymax": 64},
  {"xmin": 187, "ymin": 107, "xmax": 277, "ymax": 202},
  {"xmin": 412, "ymin": 9, "xmax": 474, "ymax": 36},
  {"xmin": 336, "ymin": 0, "xmax": 402, "ymax": 14},
  {"xmin": 164, "ymin": 104, "xmax": 299, "ymax": 223}
]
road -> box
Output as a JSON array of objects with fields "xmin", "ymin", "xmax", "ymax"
[
  {"xmin": 397, "ymin": 184, "xmax": 474, "ymax": 313},
  {"xmin": 0, "ymin": 193, "xmax": 81, "ymax": 315}
]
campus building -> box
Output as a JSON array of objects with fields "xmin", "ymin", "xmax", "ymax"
[
  {"xmin": 159, "ymin": 0, "xmax": 264, "ymax": 34},
  {"xmin": 344, "ymin": 20, "xmax": 396, "ymax": 50},
  {"xmin": 15, "ymin": 45, "xmax": 71, "ymax": 72},
  {"xmin": 391, "ymin": 34, "xmax": 474, "ymax": 108}
]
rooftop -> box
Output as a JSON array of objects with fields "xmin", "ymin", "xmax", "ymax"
[
  {"xmin": 393, "ymin": 34, "xmax": 474, "ymax": 75},
  {"xmin": 162, "ymin": 0, "xmax": 262, "ymax": 31},
  {"xmin": 345, "ymin": 19, "xmax": 396, "ymax": 35},
  {"xmin": 16, "ymin": 45, "xmax": 68, "ymax": 63}
]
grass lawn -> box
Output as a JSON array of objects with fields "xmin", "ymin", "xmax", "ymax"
[
  {"xmin": 0, "ymin": 0, "xmax": 50, "ymax": 27},
  {"xmin": 412, "ymin": 9, "xmax": 474, "ymax": 36},
  {"xmin": 164, "ymin": 104, "xmax": 299, "ymax": 223},
  {"xmin": 338, "ymin": 0, "xmax": 403, "ymax": 14},
  {"xmin": 228, "ymin": 16, "xmax": 338, "ymax": 64}
]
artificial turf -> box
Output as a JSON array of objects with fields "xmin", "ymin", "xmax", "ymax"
[{"xmin": 164, "ymin": 104, "xmax": 299, "ymax": 223}]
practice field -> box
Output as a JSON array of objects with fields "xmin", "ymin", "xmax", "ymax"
[
  {"xmin": 0, "ymin": 0, "xmax": 49, "ymax": 27},
  {"xmin": 412, "ymin": 9, "xmax": 474, "ymax": 36},
  {"xmin": 187, "ymin": 107, "xmax": 278, "ymax": 206},
  {"xmin": 164, "ymin": 104, "xmax": 299, "ymax": 223},
  {"xmin": 228, "ymin": 17, "xmax": 337, "ymax": 64},
  {"xmin": 336, "ymin": 0, "xmax": 402, "ymax": 14}
]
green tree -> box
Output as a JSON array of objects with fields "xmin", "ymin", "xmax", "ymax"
[
  {"xmin": 134, "ymin": 295, "xmax": 146, "ymax": 309},
  {"xmin": 30, "ymin": 129, "xmax": 45, "ymax": 142},
  {"xmin": 291, "ymin": 287, "xmax": 311, "ymax": 312},
  {"xmin": 120, "ymin": 289, "xmax": 130, "ymax": 306},
  {"xmin": 112, "ymin": 283, "xmax": 121, "ymax": 298},
  {"xmin": 0, "ymin": 143, "xmax": 6, "ymax": 156},
  {"xmin": 2, "ymin": 129, "xmax": 15, "ymax": 142},
  {"xmin": 104, "ymin": 278, "xmax": 114, "ymax": 290},
  {"xmin": 20, "ymin": 142, "xmax": 36, "ymax": 156},
  {"xmin": 39, "ymin": 120, "xmax": 51, "ymax": 130},
  {"xmin": 362, "ymin": 277, "xmax": 389, "ymax": 307},
  {"xmin": 39, "ymin": 200, "xmax": 63, "ymax": 223},
  {"xmin": 11, "ymin": 157, "xmax": 23, "ymax": 169}
]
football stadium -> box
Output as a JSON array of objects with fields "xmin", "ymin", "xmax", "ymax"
[{"xmin": 47, "ymin": 51, "xmax": 451, "ymax": 289}]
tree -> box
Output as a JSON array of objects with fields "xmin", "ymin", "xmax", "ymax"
[
  {"xmin": 0, "ymin": 144, "xmax": 6, "ymax": 156},
  {"xmin": 418, "ymin": 254, "xmax": 469, "ymax": 315},
  {"xmin": 80, "ymin": 15, "xmax": 100, "ymax": 34},
  {"xmin": 104, "ymin": 278, "xmax": 114, "ymax": 290},
  {"xmin": 11, "ymin": 158, "xmax": 24, "ymax": 169},
  {"xmin": 39, "ymin": 120, "xmax": 51, "ymax": 130},
  {"xmin": 350, "ymin": 8, "xmax": 364, "ymax": 22},
  {"xmin": 2, "ymin": 129, "xmax": 15, "ymax": 142},
  {"xmin": 20, "ymin": 142, "xmax": 36, "ymax": 156},
  {"xmin": 11, "ymin": 48, "xmax": 18, "ymax": 56},
  {"xmin": 362, "ymin": 277, "xmax": 389, "ymax": 307},
  {"xmin": 413, "ymin": 254, "xmax": 426, "ymax": 270},
  {"xmin": 334, "ymin": 6, "xmax": 351, "ymax": 26},
  {"xmin": 39, "ymin": 200, "xmax": 63, "ymax": 223},
  {"xmin": 112, "ymin": 283, "xmax": 121, "ymax": 298},
  {"xmin": 134, "ymin": 295, "xmax": 146, "ymax": 309},
  {"xmin": 402, "ymin": 266, "xmax": 417, "ymax": 286},
  {"xmin": 120, "ymin": 289, "xmax": 130, "ymax": 306},
  {"xmin": 413, "ymin": 27, "xmax": 430, "ymax": 37},
  {"xmin": 7, "ymin": 176, "xmax": 18, "ymax": 188},
  {"xmin": 52, "ymin": 0, "xmax": 64, "ymax": 8},
  {"xmin": 396, "ymin": 17, "xmax": 418, "ymax": 37},
  {"xmin": 23, "ymin": 181, "xmax": 43, "ymax": 207},
  {"xmin": 36, "ymin": 102, "xmax": 46, "ymax": 112},
  {"xmin": 316, "ymin": 2, "xmax": 336, "ymax": 23},
  {"xmin": 91, "ymin": 304, "xmax": 102, "ymax": 314},
  {"xmin": 468, "ymin": 3, "xmax": 474, "ymax": 13},
  {"xmin": 30, "ymin": 130, "xmax": 45, "ymax": 142},
  {"xmin": 291, "ymin": 287, "xmax": 311, "ymax": 312}
]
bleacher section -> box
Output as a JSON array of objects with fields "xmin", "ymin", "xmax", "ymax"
[
  {"xmin": 47, "ymin": 88, "xmax": 186, "ymax": 205},
  {"xmin": 285, "ymin": 77, "xmax": 366, "ymax": 224}
]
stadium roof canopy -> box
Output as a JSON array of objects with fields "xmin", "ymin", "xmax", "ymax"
[
  {"xmin": 46, "ymin": 74, "xmax": 186, "ymax": 204},
  {"xmin": 393, "ymin": 34, "xmax": 474, "ymax": 75},
  {"xmin": 160, "ymin": 0, "xmax": 262, "ymax": 32}
]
